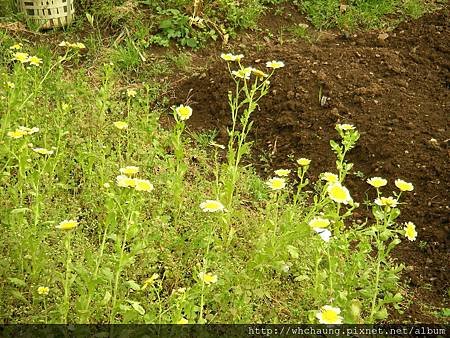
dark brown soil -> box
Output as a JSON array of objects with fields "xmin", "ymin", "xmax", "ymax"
[{"xmin": 172, "ymin": 8, "xmax": 450, "ymax": 322}]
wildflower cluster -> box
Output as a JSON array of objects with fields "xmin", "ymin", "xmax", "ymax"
[
  {"xmin": 10, "ymin": 44, "xmax": 42, "ymax": 66},
  {"xmin": 116, "ymin": 166, "xmax": 154, "ymax": 192},
  {"xmin": 221, "ymin": 53, "xmax": 284, "ymax": 82},
  {"xmin": 7, "ymin": 126, "xmax": 39, "ymax": 139},
  {"xmin": 366, "ymin": 176, "xmax": 417, "ymax": 241}
]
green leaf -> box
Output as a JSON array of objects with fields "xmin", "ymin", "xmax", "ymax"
[
  {"xmin": 329, "ymin": 140, "xmax": 342, "ymax": 154},
  {"xmin": 101, "ymin": 291, "xmax": 111, "ymax": 305},
  {"xmin": 440, "ymin": 308, "xmax": 450, "ymax": 317},
  {"xmin": 125, "ymin": 280, "xmax": 141, "ymax": 291},
  {"xmin": 374, "ymin": 307, "xmax": 388, "ymax": 320},
  {"xmin": 184, "ymin": 38, "xmax": 198, "ymax": 48},
  {"xmin": 10, "ymin": 208, "xmax": 32, "ymax": 214},
  {"xmin": 392, "ymin": 292, "xmax": 403, "ymax": 302},
  {"xmin": 372, "ymin": 206, "xmax": 384, "ymax": 220},
  {"xmin": 10, "ymin": 290, "xmax": 28, "ymax": 303},
  {"xmin": 287, "ymin": 245, "xmax": 299, "ymax": 259},
  {"xmin": 159, "ymin": 19, "xmax": 173, "ymax": 29},
  {"xmin": 389, "ymin": 207, "xmax": 401, "ymax": 221},
  {"xmin": 8, "ymin": 277, "xmax": 26, "ymax": 287},
  {"xmin": 127, "ymin": 300, "xmax": 145, "ymax": 315}
]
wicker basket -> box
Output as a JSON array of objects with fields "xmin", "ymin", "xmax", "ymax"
[{"xmin": 17, "ymin": 0, "xmax": 75, "ymax": 29}]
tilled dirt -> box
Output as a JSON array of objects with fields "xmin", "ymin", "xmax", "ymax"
[{"xmin": 172, "ymin": 7, "xmax": 449, "ymax": 322}]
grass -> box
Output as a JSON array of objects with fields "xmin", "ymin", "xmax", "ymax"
[
  {"xmin": 0, "ymin": 0, "xmax": 442, "ymax": 325},
  {"xmin": 295, "ymin": 0, "xmax": 440, "ymax": 30}
]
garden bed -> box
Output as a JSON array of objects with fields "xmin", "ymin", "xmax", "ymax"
[{"xmin": 172, "ymin": 7, "xmax": 449, "ymax": 322}]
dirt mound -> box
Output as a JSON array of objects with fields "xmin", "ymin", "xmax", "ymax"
[{"xmin": 172, "ymin": 8, "xmax": 450, "ymax": 322}]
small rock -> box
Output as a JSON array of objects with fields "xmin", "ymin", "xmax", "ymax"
[
  {"xmin": 428, "ymin": 138, "xmax": 440, "ymax": 149},
  {"xmin": 378, "ymin": 33, "xmax": 389, "ymax": 41},
  {"xmin": 331, "ymin": 107, "xmax": 340, "ymax": 117}
]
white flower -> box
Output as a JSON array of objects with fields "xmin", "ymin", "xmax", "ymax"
[{"xmin": 313, "ymin": 228, "xmax": 332, "ymax": 242}]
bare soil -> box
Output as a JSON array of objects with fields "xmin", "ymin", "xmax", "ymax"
[{"xmin": 171, "ymin": 7, "xmax": 450, "ymax": 323}]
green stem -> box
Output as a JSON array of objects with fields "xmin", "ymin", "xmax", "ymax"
[
  {"xmin": 81, "ymin": 218, "xmax": 111, "ymax": 323},
  {"xmin": 327, "ymin": 244, "xmax": 333, "ymax": 297},
  {"xmin": 18, "ymin": 53, "xmax": 68, "ymax": 111},
  {"xmin": 62, "ymin": 232, "xmax": 73, "ymax": 323},
  {"xmin": 110, "ymin": 206, "xmax": 133, "ymax": 323},
  {"xmin": 369, "ymin": 246, "xmax": 382, "ymax": 323}
]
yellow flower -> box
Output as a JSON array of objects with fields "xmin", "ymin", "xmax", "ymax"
[
  {"xmin": 28, "ymin": 56, "xmax": 42, "ymax": 67},
  {"xmin": 116, "ymin": 175, "xmax": 136, "ymax": 188},
  {"xmin": 7, "ymin": 81, "xmax": 15, "ymax": 89},
  {"xmin": 232, "ymin": 67, "xmax": 252, "ymax": 80},
  {"xmin": 220, "ymin": 53, "xmax": 243, "ymax": 62},
  {"xmin": 337, "ymin": 123, "xmax": 355, "ymax": 131},
  {"xmin": 308, "ymin": 217, "xmax": 330, "ymax": 228},
  {"xmin": 403, "ymin": 222, "xmax": 417, "ymax": 241},
  {"xmin": 375, "ymin": 196, "xmax": 398, "ymax": 208},
  {"xmin": 32, "ymin": 148, "xmax": 54, "ymax": 155},
  {"xmin": 198, "ymin": 272, "xmax": 218, "ymax": 284},
  {"xmin": 134, "ymin": 179, "xmax": 154, "ymax": 192},
  {"xmin": 266, "ymin": 60, "xmax": 285, "ymax": 69},
  {"xmin": 37, "ymin": 286, "xmax": 49, "ymax": 295},
  {"xmin": 176, "ymin": 317, "xmax": 188, "ymax": 324},
  {"xmin": 395, "ymin": 179, "xmax": 414, "ymax": 192},
  {"xmin": 367, "ymin": 177, "xmax": 388, "ymax": 188},
  {"xmin": 10, "ymin": 43, "xmax": 23, "ymax": 50},
  {"xmin": 126, "ymin": 89, "xmax": 137, "ymax": 98},
  {"xmin": 119, "ymin": 166, "xmax": 139, "ymax": 176},
  {"xmin": 266, "ymin": 177, "xmax": 286, "ymax": 190},
  {"xmin": 113, "ymin": 121, "xmax": 128, "ymax": 130},
  {"xmin": 55, "ymin": 219, "xmax": 78, "ymax": 230},
  {"xmin": 327, "ymin": 183, "xmax": 352, "ymax": 204},
  {"xmin": 316, "ymin": 305, "xmax": 343, "ymax": 324},
  {"xmin": 274, "ymin": 169, "xmax": 291, "ymax": 177},
  {"xmin": 175, "ymin": 105, "xmax": 193, "ymax": 121},
  {"xmin": 12, "ymin": 52, "xmax": 29, "ymax": 63},
  {"xmin": 297, "ymin": 158, "xmax": 311, "ymax": 166},
  {"xmin": 7, "ymin": 130, "xmax": 28, "ymax": 139},
  {"xmin": 141, "ymin": 273, "xmax": 159, "ymax": 290},
  {"xmin": 321, "ymin": 172, "xmax": 339, "ymax": 183},
  {"xmin": 200, "ymin": 200, "xmax": 225, "ymax": 212}
]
